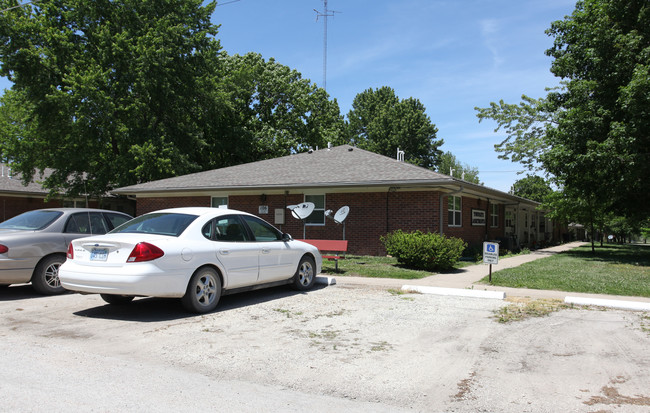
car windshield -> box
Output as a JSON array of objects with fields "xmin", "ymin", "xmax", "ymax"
[
  {"xmin": 0, "ymin": 210, "xmax": 63, "ymax": 231},
  {"xmin": 110, "ymin": 213, "xmax": 197, "ymax": 237}
]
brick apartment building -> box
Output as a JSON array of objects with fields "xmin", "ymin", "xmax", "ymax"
[{"xmin": 113, "ymin": 145, "xmax": 559, "ymax": 255}]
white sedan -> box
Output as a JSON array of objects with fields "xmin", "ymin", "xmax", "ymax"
[{"xmin": 59, "ymin": 207, "xmax": 322, "ymax": 313}]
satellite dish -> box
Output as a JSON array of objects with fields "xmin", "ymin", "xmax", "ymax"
[
  {"xmin": 333, "ymin": 206, "xmax": 350, "ymax": 224},
  {"xmin": 288, "ymin": 202, "xmax": 315, "ymax": 220}
]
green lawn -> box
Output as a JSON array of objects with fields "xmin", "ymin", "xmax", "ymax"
[
  {"xmin": 321, "ymin": 255, "xmax": 476, "ymax": 280},
  {"xmin": 480, "ymin": 244, "xmax": 650, "ymax": 297}
]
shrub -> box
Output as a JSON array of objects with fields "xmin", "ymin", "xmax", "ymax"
[{"xmin": 381, "ymin": 230, "xmax": 467, "ymax": 271}]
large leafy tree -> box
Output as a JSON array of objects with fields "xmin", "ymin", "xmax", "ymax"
[
  {"xmin": 476, "ymin": 0, "xmax": 650, "ymax": 225},
  {"xmin": 347, "ymin": 86, "xmax": 443, "ymax": 168},
  {"xmin": 0, "ymin": 0, "xmax": 224, "ymax": 197},
  {"xmin": 215, "ymin": 53, "xmax": 346, "ymax": 165},
  {"xmin": 437, "ymin": 151, "xmax": 481, "ymax": 184},
  {"xmin": 544, "ymin": 0, "xmax": 650, "ymax": 222},
  {"xmin": 510, "ymin": 175, "xmax": 552, "ymax": 203}
]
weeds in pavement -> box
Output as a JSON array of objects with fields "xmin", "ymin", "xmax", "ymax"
[{"xmin": 494, "ymin": 298, "xmax": 572, "ymax": 323}]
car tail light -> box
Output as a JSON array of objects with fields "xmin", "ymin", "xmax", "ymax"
[
  {"xmin": 127, "ymin": 242, "xmax": 164, "ymax": 262},
  {"xmin": 67, "ymin": 243, "xmax": 74, "ymax": 259},
  {"xmin": 0, "ymin": 244, "xmax": 8, "ymax": 254}
]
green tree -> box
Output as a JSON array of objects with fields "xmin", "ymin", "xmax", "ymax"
[
  {"xmin": 476, "ymin": 0, "xmax": 650, "ymax": 229},
  {"xmin": 0, "ymin": 0, "xmax": 224, "ymax": 197},
  {"xmin": 215, "ymin": 53, "xmax": 346, "ymax": 165},
  {"xmin": 0, "ymin": 89, "xmax": 36, "ymax": 163},
  {"xmin": 437, "ymin": 151, "xmax": 481, "ymax": 184},
  {"xmin": 347, "ymin": 86, "xmax": 443, "ymax": 168},
  {"xmin": 510, "ymin": 175, "xmax": 552, "ymax": 203},
  {"xmin": 543, "ymin": 0, "xmax": 650, "ymax": 221}
]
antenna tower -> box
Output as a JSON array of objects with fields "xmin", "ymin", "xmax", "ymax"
[{"xmin": 314, "ymin": 0, "xmax": 339, "ymax": 91}]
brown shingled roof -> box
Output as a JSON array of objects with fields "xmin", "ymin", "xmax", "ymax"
[
  {"xmin": 113, "ymin": 145, "xmax": 455, "ymax": 194},
  {"xmin": 0, "ymin": 164, "xmax": 50, "ymax": 195}
]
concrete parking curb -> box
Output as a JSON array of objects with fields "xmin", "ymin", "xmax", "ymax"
[
  {"xmin": 565, "ymin": 296, "xmax": 650, "ymax": 312},
  {"xmin": 315, "ymin": 276, "xmax": 337, "ymax": 286},
  {"xmin": 401, "ymin": 285, "xmax": 506, "ymax": 300}
]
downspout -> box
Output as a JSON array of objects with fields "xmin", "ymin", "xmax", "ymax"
[
  {"xmin": 439, "ymin": 185, "xmax": 464, "ymax": 236},
  {"xmin": 485, "ymin": 198, "xmax": 490, "ymax": 241},
  {"xmin": 386, "ymin": 187, "xmax": 398, "ymax": 233}
]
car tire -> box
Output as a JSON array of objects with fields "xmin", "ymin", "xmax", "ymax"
[
  {"xmin": 100, "ymin": 294, "xmax": 135, "ymax": 305},
  {"xmin": 31, "ymin": 255, "xmax": 66, "ymax": 295},
  {"xmin": 292, "ymin": 255, "xmax": 316, "ymax": 291},
  {"xmin": 181, "ymin": 267, "xmax": 221, "ymax": 313}
]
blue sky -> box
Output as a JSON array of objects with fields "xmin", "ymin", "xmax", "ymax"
[
  {"xmin": 211, "ymin": 0, "xmax": 577, "ymax": 191},
  {"xmin": 0, "ymin": 0, "xmax": 578, "ymax": 192}
]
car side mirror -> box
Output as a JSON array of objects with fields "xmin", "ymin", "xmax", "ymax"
[{"xmin": 282, "ymin": 233, "xmax": 293, "ymax": 242}]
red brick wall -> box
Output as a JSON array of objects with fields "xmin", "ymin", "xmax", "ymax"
[
  {"xmin": 0, "ymin": 195, "xmax": 132, "ymax": 222},
  {"xmin": 136, "ymin": 196, "xmax": 211, "ymax": 215},
  {"xmin": 0, "ymin": 196, "xmax": 63, "ymax": 222},
  {"xmin": 443, "ymin": 197, "xmax": 504, "ymax": 249},
  {"xmin": 132, "ymin": 191, "xmax": 506, "ymax": 256}
]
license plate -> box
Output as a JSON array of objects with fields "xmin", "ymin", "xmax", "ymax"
[{"xmin": 90, "ymin": 248, "xmax": 108, "ymax": 261}]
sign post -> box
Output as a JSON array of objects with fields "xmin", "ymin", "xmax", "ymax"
[{"xmin": 483, "ymin": 241, "xmax": 499, "ymax": 282}]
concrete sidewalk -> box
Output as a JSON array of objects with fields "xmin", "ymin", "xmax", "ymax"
[{"xmin": 327, "ymin": 241, "xmax": 650, "ymax": 306}]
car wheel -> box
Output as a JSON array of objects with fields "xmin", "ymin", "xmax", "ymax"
[
  {"xmin": 181, "ymin": 267, "xmax": 221, "ymax": 313},
  {"xmin": 292, "ymin": 255, "xmax": 316, "ymax": 291},
  {"xmin": 100, "ymin": 294, "xmax": 135, "ymax": 305},
  {"xmin": 31, "ymin": 255, "xmax": 66, "ymax": 295}
]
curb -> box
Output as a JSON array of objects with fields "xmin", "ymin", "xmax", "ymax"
[
  {"xmin": 401, "ymin": 285, "xmax": 506, "ymax": 300},
  {"xmin": 315, "ymin": 276, "xmax": 337, "ymax": 286},
  {"xmin": 565, "ymin": 296, "xmax": 650, "ymax": 312}
]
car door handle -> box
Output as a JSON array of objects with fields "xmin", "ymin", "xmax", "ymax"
[
  {"xmin": 261, "ymin": 248, "xmax": 270, "ymax": 254},
  {"xmin": 219, "ymin": 249, "xmax": 230, "ymax": 255}
]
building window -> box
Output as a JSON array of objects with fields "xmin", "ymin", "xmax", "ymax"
[
  {"xmin": 505, "ymin": 210, "xmax": 515, "ymax": 235},
  {"xmin": 211, "ymin": 196, "xmax": 228, "ymax": 208},
  {"xmin": 448, "ymin": 196, "xmax": 461, "ymax": 227},
  {"xmin": 305, "ymin": 194, "xmax": 325, "ymax": 225},
  {"xmin": 63, "ymin": 200, "xmax": 83, "ymax": 208},
  {"xmin": 524, "ymin": 213, "xmax": 528, "ymax": 228},
  {"xmin": 491, "ymin": 204, "xmax": 499, "ymax": 227}
]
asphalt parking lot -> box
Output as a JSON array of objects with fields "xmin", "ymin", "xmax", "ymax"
[{"xmin": 1, "ymin": 282, "xmax": 649, "ymax": 412}]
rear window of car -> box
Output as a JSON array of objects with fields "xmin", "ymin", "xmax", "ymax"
[
  {"xmin": 110, "ymin": 213, "xmax": 197, "ymax": 237},
  {"xmin": 104, "ymin": 212, "xmax": 132, "ymax": 229},
  {"xmin": 0, "ymin": 210, "xmax": 63, "ymax": 231}
]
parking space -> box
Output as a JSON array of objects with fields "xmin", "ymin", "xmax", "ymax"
[{"xmin": 1, "ymin": 283, "xmax": 649, "ymax": 412}]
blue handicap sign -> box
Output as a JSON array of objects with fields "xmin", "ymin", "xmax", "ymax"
[{"xmin": 487, "ymin": 244, "xmax": 495, "ymax": 253}]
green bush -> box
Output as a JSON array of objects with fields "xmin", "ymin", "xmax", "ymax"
[{"xmin": 381, "ymin": 230, "xmax": 467, "ymax": 271}]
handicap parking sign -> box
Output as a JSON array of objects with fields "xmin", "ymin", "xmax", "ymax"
[{"xmin": 483, "ymin": 242, "xmax": 499, "ymax": 264}]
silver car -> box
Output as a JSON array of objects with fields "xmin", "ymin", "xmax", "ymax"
[{"xmin": 0, "ymin": 208, "xmax": 132, "ymax": 294}]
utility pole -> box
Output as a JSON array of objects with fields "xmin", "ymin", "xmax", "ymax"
[{"xmin": 314, "ymin": 0, "xmax": 340, "ymax": 91}]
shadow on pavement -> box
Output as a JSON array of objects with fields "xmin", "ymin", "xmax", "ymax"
[
  {"xmin": 72, "ymin": 283, "xmax": 328, "ymax": 322},
  {"xmin": 0, "ymin": 284, "xmax": 72, "ymax": 302}
]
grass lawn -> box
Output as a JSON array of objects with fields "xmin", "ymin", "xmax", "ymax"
[
  {"xmin": 320, "ymin": 255, "xmax": 476, "ymax": 280},
  {"xmin": 320, "ymin": 249, "xmax": 528, "ymax": 280},
  {"xmin": 481, "ymin": 244, "xmax": 650, "ymax": 298}
]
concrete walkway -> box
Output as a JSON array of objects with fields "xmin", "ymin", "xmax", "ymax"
[{"xmin": 326, "ymin": 241, "xmax": 650, "ymax": 306}]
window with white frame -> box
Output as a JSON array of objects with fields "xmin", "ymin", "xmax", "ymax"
[
  {"xmin": 491, "ymin": 204, "xmax": 499, "ymax": 227},
  {"xmin": 63, "ymin": 200, "xmax": 84, "ymax": 208},
  {"xmin": 211, "ymin": 196, "xmax": 228, "ymax": 208},
  {"xmin": 448, "ymin": 196, "xmax": 461, "ymax": 227},
  {"xmin": 505, "ymin": 210, "xmax": 515, "ymax": 235},
  {"xmin": 305, "ymin": 194, "xmax": 325, "ymax": 225}
]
